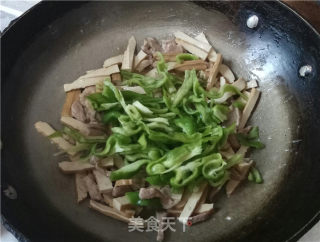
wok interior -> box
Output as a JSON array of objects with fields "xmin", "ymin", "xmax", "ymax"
[{"xmin": 2, "ymin": 2, "xmax": 319, "ymax": 242}]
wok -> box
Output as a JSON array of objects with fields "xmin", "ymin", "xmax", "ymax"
[{"xmin": 1, "ymin": 1, "xmax": 320, "ymax": 242}]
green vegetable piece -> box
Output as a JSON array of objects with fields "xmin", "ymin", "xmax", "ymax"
[
  {"xmin": 170, "ymin": 159, "xmax": 202, "ymax": 188},
  {"xmin": 110, "ymin": 159, "xmax": 148, "ymax": 181},
  {"xmin": 125, "ymin": 191, "xmax": 162, "ymax": 209},
  {"xmin": 250, "ymin": 167, "xmax": 263, "ymax": 183},
  {"xmin": 146, "ymin": 140, "xmax": 202, "ymax": 175},
  {"xmin": 101, "ymin": 110, "xmax": 122, "ymax": 125},
  {"xmin": 176, "ymin": 53, "xmax": 199, "ymax": 64},
  {"xmin": 146, "ymin": 172, "xmax": 174, "ymax": 186},
  {"xmin": 213, "ymin": 104, "xmax": 230, "ymax": 123},
  {"xmin": 202, "ymin": 153, "xmax": 226, "ymax": 181},
  {"xmin": 236, "ymin": 126, "xmax": 265, "ymax": 149},
  {"xmin": 172, "ymin": 70, "xmax": 196, "ymax": 107},
  {"xmin": 174, "ymin": 116, "xmax": 196, "ymax": 135}
]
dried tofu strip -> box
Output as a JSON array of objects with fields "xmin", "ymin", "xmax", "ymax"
[
  {"xmin": 189, "ymin": 210, "xmax": 213, "ymax": 225},
  {"xmin": 103, "ymin": 54, "xmax": 123, "ymax": 68},
  {"xmin": 84, "ymin": 173, "xmax": 102, "ymax": 201},
  {"xmin": 103, "ymin": 194, "xmax": 113, "ymax": 207},
  {"xmin": 178, "ymin": 182, "xmax": 207, "ymax": 224},
  {"xmin": 59, "ymin": 161, "xmax": 94, "ymax": 174},
  {"xmin": 61, "ymin": 90, "xmax": 81, "ymax": 117},
  {"xmin": 246, "ymin": 79, "xmax": 258, "ymax": 89},
  {"xmin": 173, "ymin": 60, "xmax": 208, "ymax": 72},
  {"xmin": 174, "ymin": 189, "xmax": 192, "ymax": 209},
  {"xmin": 64, "ymin": 77, "xmax": 105, "ymax": 92},
  {"xmin": 60, "ymin": 116, "xmax": 104, "ymax": 136},
  {"xmin": 79, "ymin": 65, "xmax": 120, "ymax": 79},
  {"xmin": 75, "ymin": 172, "xmax": 88, "ymax": 203},
  {"xmin": 99, "ymin": 157, "xmax": 114, "ymax": 168},
  {"xmin": 174, "ymin": 31, "xmax": 212, "ymax": 53},
  {"xmin": 34, "ymin": 121, "xmax": 76, "ymax": 156},
  {"xmin": 167, "ymin": 208, "xmax": 182, "ymax": 217},
  {"xmin": 93, "ymin": 169, "xmax": 113, "ymax": 194},
  {"xmin": 175, "ymin": 39, "xmax": 209, "ymax": 60},
  {"xmin": 123, "ymin": 209, "xmax": 136, "ymax": 218},
  {"xmin": 153, "ymin": 53, "xmax": 177, "ymax": 62},
  {"xmin": 133, "ymin": 50, "xmax": 148, "ymax": 69},
  {"xmin": 135, "ymin": 59, "xmax": 152, "ymax": 72},
  {"xmin": 111, "ymin": 73, "xmax": 122, "ymax": 84},
  {"xmin": 89, "ymin": 200, "xmax": 131, "ymax": 223},
  {"xmin": 226, "ymin": 161, "xmax": 253, "ymax": 196},
  {"xmin": 214, "ymin": 78, "xmax": 247, "ymax": 103},
  {"xmin": 194, "ymin": 203, "xmax": 214, "ymax": 214},
  {"xmin": 239, "ymin": 88, "xmax": 260, "ymax": 129},
  {"xmin": 195, "ymin": 32, "xmax": 218, "ymax": 62},
  {"xmin": 115, "ymin": 179, "xmax": 134, "ymax": 187},
  {"xmin": 198, "ymin": 185, "xmax": 209, "ymax": 205},
  {"xmin": 206, "ymin": 54, "xmax": 222, "ymax": 90},
  {"xmin": 219, "ymin": 64, "xmax": 235, "ymax": 83},
  {"xmin": 122, "ymin": 36, "xmax": 136, "ymax": 71},
  {"xmin": 113, "ymin": 195, "xmax": 134, "ymax": 212}
]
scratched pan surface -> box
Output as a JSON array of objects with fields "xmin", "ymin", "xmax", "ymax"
[{"xmin": 1, "ymin": 1, "xmax": 320, "ymax": 242}]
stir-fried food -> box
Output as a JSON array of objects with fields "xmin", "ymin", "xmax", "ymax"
[{"xmin": 35, "ymin": 32, "xmax": 264, "ymax": 241}]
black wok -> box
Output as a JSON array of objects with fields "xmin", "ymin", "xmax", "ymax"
[{"xmin": 1, "ymin": 1, "xmax": 320, "ymax": 242}]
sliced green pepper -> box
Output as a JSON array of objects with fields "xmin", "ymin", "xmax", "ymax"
[
  {"xmin": 170, "ymin": 159, "xmax": 202, "ymax": 188},
  {"xmin": 176, "ymin": 53, "xmax": 199, "ymax": 63},
  {"xmin": 125, "ymin": 191, "xmax": 162, "ymax": 209},
  {"xmin": 110, "ymin": 159, "xmax": 149, "ymax": 181},
  {"xmin": 236, "ymin": 126, "xmax": 265, "ymax": 149},
  {"xmin": 174, "ymin": 116, "xmax": 196, "ymax": 135}
]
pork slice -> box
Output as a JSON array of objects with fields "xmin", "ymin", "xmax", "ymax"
[
  {"xmin": 161, "ymin": 39, "xmax": 184, "ymax": 54},
  {"xmin": 139, "ymin": 187, "xmax": 174, "ymax": 209},
  {"xmin": 112, "ymin": 185, "xmax": 132, "ymax": 198},
  {"xmin": 84, "ymin": 173, "xmax": 102, "ymax": 201},
  {"xmin": 79, "ymin": 86, "xmax": 99, "ymax": 123},
  {"xmin": 156, "ymin": 211, "xmax": 168, "ymax": 241},
  {"xmin": 75, "ymin": 172, "xmax": 88, "ymax": 203},
  {"xmin": 189, "ymin": 209, "xmax": 213, "ymax": 225},
  {"xmin": 141, "ymin": 37, "xmax": 162, "ymax": 55},
  {"xmin": 71, "ymin": 100, "xmax": 87, "ymax": 122}
]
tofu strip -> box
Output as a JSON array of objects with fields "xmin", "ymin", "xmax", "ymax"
[
  {"xmin": 122, "ymin": 36, "xmax": 136, "ymax": 71},
  {"xmin": 103, "ymin": 54, "xmax": 123, "ymax": 68},
  {"xmin": 133, "ymin": 50, "xmax": 148, "ymax": 69},
  {"xmin": 239, "ymin": 88, "xmax": 260, "ymax": 129},
  {"xmin": 178, "ymin": 182, "xmax": 208, "ymax": 224},
  {"xmin": 93, "ymin": 169, "xmax": 113, "ymax": 194},
  {"xmin": 80, "ymin": 65, "xmax": 120, "ymax": 79},
  {"xmin": 34, "ymin": 121, "xmax": 76, "ymax": 155},
  {"xmin": 219, "ymin": 64, "xmax": 235, "ymax": 83},
  {"xmin": 175, "ymin": 39, "xmax": 209, "ymax": 60},
  {"xmin": 61, "ymin": 90, "xmax": 81, "ymax": 117},
  {"xmin": 75, "ymin": 172, "xmax": 88, "ymax": 203},
  {"xmin": 195, "ymin": 32, "xmax": 218, "ymax": 62},
  {"xmin": 173, "ymin": 60, "xmax": 208, "ymax": 72},
  {"xmin": 58, "ymin": 161, "xmax": 94, "ymax": 174},
  {"xmin": 64, "ymin": 65, "xmax": 119, "ymax": 92},
  {"xmin": 206, "ymin": 54, "xmax": 222, "ymax": 90},
  {"xmin": 89, "ymin": 200, "xmax": 131, "ymax": 223}
]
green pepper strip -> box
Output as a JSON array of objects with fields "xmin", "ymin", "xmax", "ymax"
[
  {"xmin": 170, "ymin": 159, "xmax": 202, "ymax": 188},
  {"xmin": 176, "ymin": 53, "xmax": 199, "ymax": 64},
  {"xmin": 125, "ymin": 191, "xmax": 162, "ymax": 209},
  {"xmin": 110, "ymin": 159, "xmax": 149, "ymax": 181}
]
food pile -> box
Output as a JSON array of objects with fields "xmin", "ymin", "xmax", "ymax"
[{"xmin": 35, "ymin": 31, "xmax": 264, "ymax": 241}]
